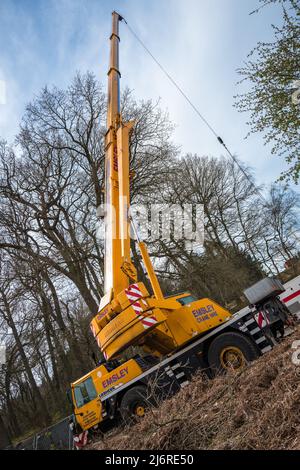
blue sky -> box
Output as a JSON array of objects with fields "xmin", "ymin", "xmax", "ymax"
[{"xmin": 0, "ymin": 0, "xmax": 294, "ymax": 188}]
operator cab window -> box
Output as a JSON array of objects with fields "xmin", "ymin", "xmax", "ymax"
[
  {"xmin": 74, "ymin": 377, "xmax": 97, "ymax": 408},
  {"xmin": 177, "ymin": 295, "xmax": 197, "ymax": 306}
]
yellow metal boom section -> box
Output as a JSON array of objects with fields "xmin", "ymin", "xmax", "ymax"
[
  {"xmin": 139, "ymin": 242, "xmax": 163, "ymax": 300},
  {"xmin": 104, "ymin": 11, "xmax": 131, "ymax": 296}
]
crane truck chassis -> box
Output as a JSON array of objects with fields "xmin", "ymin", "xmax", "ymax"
[
  {"xmin": 68, "ymin": 11, "xmax": 298, "ymax": 445},
  {"xmin": 69, "ymin": 284, "xmax": 296, "ymax": 439}
]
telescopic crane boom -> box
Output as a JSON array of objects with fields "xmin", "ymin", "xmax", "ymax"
[
  {"xmin": 104, "ymin": 11, "xmax": 131, "ymax": 296},
  {"xmin": 103, "ymin": 12, "xmax": 162, "ymax": 300}
]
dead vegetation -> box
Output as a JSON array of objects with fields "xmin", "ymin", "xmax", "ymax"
[{"xmin": 89, "ymin": 327, "xmax": 300, "ymax": 450}]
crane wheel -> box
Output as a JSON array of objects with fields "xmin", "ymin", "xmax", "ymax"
[
  {"xmin": 120, "ymin": 385, "xmax": 149, "ymax": 422},
  {"xmin": 207, "ymin": 331, "xmax": 260, "ymax": 376}
]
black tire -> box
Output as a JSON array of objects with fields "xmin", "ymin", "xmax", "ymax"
[
  {"xmin": 120, "ymin": 385, "xmax": 149, "ymax": 422},
  {"xmin": 207, "ymin": 331, "xmax": 260, "ymax": 375}
]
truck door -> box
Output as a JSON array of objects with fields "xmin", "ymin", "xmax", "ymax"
[{"xmin": 73, "ymin": 376, "xmax": 102, "ymax": 430}]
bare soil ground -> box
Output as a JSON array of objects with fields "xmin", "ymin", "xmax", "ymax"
[{"xmin": 88, "ymin": 327, "xmax": 300, "ymax": 450}]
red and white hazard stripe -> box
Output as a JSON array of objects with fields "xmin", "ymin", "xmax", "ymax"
[
  {"xmin": 125, "ymin": 284, "xmax": 157, "ymax": 330},
  {"xmin": 282, "ymin": 289, "xmax": 300, "ymax": 304},
  {"xmin": 73, "ymin": 430, "xmax": 88, "ymax": 449},
  {"xmin": 125, "ymin": 283, "xmax": 143, "ymax": 301},
  {"xmin": 255, "ymin": 311, "xmax": 270, "ymax": 328}
]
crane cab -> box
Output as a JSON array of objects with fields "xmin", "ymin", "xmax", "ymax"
[
  {"xmin": 70, "ymin": 358, "xmax": 143, "ymax": 431},
  {"xmin": 90, "ymin": 282, "xmax": 232, "ymax": 360}
]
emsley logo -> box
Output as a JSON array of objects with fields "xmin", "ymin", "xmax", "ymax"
[
  {"xmin": 102, "ymin": 367, "xmax": 129, "ymax": 388},
  {"xmin": 192, "ymin": 305, "xmax": 218, "ymax": 323}
]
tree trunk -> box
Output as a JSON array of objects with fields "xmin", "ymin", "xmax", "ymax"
[{"xmin": 0, "ymin": 414, "xmax": 11, "ymax": 449}]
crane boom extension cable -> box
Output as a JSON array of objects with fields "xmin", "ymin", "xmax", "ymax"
[{"xmin": 120, "ymin": 15, "xmax": 268, "ymax": 204}]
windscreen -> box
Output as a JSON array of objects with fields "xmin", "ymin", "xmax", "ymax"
[
  {"xmin": 178, "ymin": 295, "xmax": 197, "ymax": 306},
  {"xmin": 74, "ymin": 377, "xmax": 97, "ymax": 408}
]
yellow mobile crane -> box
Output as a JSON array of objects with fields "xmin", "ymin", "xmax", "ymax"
[{"xmin": 69, "ymin": 12, "xmax": 293, "ymax": 437}]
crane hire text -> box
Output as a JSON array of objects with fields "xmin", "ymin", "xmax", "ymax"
[{"xmin": 102, "ymin": 367, "xmax": 128, "ymax": 388}]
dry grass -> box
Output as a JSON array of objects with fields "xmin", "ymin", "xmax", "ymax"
[{"xmin": 88, "ymin": 327, "xmax": 300, "ymax": 450}]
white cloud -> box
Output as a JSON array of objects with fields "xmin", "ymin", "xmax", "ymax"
[{"xmin": 0, "ymin": 80, "xmax": 6, "ymax": 105}]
